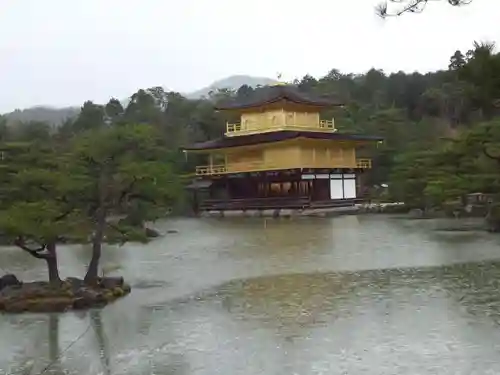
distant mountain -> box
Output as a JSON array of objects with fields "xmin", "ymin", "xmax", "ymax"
[
  {"xmin": 185, "ymin": 75, "xmax": 278, "ymax": 99},
  {"xmin": 1, "ymin": 75, "xmax": 277, "ymax": 126},
  {"xmin": 4, "ymin": 106, "xmax": 80, "ymax": 127}
]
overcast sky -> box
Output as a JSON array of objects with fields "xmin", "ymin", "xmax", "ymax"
[{"xmin": 0, "ymin": 0, "xmax": 497, "ymax": 112}]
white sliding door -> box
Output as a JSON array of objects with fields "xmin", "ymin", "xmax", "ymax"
[
  {"xmin": 343, "ymin": 178, "xmax": 356, "ymax": 199},
  {"xmin": 329, "ymin": 178, "xmax": 343, "ymax": 199}
]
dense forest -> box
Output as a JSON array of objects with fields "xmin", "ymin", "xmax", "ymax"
[{"xmin": 1, "ymin": 40, "xmax": 500, "ymax": 281}]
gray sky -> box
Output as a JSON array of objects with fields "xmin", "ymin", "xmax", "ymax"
[{"xmin": 0, "ymin": 0, "xmax": 497, "ymax": 112}]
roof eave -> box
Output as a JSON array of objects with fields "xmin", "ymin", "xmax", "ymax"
[{"xmin": 183, "ymin": 132, "xmax": 383, "ymax": 151}]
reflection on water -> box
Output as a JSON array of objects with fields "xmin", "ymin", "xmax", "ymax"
[{"xmin": 2, "ymin": 216, "xmax": 500, "ymax": 374}]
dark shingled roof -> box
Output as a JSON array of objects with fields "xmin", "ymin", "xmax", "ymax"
[
  {"xmin": 215, "ymin": 85, "xmax": 343, "ymax": 110},
  {"xmin": 184, "ymin": 131, "xmax": 383, "ymax": 151}
]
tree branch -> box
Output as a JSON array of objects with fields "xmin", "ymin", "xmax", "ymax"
[
  {"xmin": 482, "ymin": 142, "xmax": 500, "ymax": 162},
  {"xmin": 38, "ymin": 185, "xmax": 69, "ymax": 203},
  {"xmin": 106, "ymin": 222, "xmax": 128, "ymax": 237},
  {"xmin": 118, "ymin": 178, "xmax": 137, "ymax": 206},
  {"xmin": 14, "ymin": 237, "xmax": 50, "ymax": 259},
  {"xmin": 127, "ymin": 193, "xmax": 157, "ymax": 205},
  {"xmin": 54, "ymin": 208, "xmax": 75, "ymax": 222},
  {"xmin": 37, "ymin": 186, "xmax": 75, "ymax": 221},
  {"xmin": 106, "ymin": 222, "xmax": 131, "ymax": 245},
  {"xmin": 377, "ymin": 0, "xmax": 473, "ymax": 18}
]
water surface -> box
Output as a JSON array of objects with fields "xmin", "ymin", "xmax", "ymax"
[{"xmin": 2, "ymin": 215, "xmax": 500, "ymax": 374}]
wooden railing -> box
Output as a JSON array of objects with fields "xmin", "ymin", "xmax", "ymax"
[
  {"xmin": 195, "ymin": 161, "xmax": 276, "ymax": 176},
  {"xmin": 195, "ymin": 158, "xmax": 372, "ymax": 176},
  {"xmin": 199, "ymin": 197, "xmax": 365, "ymax": 211},
  {"xmin": 310, "ymin": 198, "xmax": 361, "ymax": 208},
  {"xmin": 355, "ymin": 159, "xmax": 372, "ymax": 169},
  {"xmin": 226, "ymin": 119, "xmax": 336, "ymax": 135},
  {"xmin": 195, "ymin": 165, "xmax": 227, "ymax": 175},
  {"xmin": 226, "ymin": 123, "xmax": 242, "ymax": 133},
  {"xmin": 319, "ymin": 120, "xmax": 334, "ymax": 129},
  {"xmin": 200, "ymin": 196, "xmax": 312, "ymax": 211}
]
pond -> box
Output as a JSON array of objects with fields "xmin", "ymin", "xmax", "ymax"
[{"xmin": 2, "ymin": 215, "xmax": 500, "ymax": 375}]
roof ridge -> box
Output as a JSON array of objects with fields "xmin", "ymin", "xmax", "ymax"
[{"xmin": 215, "ymin": 85, "xmax": 343, "ymax": 111}]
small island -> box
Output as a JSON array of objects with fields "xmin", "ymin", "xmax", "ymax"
[{"xmin": 0, "ymin": 274, "xmax": 130, "ymax": 313}]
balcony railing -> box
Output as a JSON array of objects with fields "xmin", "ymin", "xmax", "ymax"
[
  {"xmin": 356, "ymin": 159, "xmax": 372, "ymax": 169},
  {"xmin": 196, "ymin": 165, "xmax": 227, "ymax": 175},
  {"xmin": 226, "ymin": 123, "xmax": 242, "ymax": 133},
  {"xmin": 196, "ymin": 161, "xmax": 276, "ymax": 176},
  {"xmin": 319, "ymin": 120, "xmax": 334, "ymax": 129},
  {"xmin": 195, "ymin": 159, "xmax": 372, "ymax": 176},
  {"xmin": 225, "ymin": 119, "xmax": 336, "ymax": 136}
]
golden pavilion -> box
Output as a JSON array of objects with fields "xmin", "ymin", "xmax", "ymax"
[{"xmin": 184, "ymin": 84, "xmax": 382, "ymax": 215}]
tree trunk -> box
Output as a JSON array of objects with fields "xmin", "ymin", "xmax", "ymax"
[
  {"xmin": 45, "ymin": 242, "xmax": 61, "ymax": 285},
  {"xmin": 84, "ymin": 242, "xmax": 101, "ymax": 286},
  {"xmin": 84, "ymin": 169, "xmax": 109, "ymax": 286},
  {"xmin": 84, "ymin": 209, "xmax": 106, "ymax": 286}
]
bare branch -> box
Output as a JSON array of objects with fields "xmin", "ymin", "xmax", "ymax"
[{"xmin": 377, "ymin": 0, "xmax": 473, "ymax": 18}]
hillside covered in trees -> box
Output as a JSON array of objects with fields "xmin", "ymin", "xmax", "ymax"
[{"xmin": 1, "ymin": 75, "xmax": 278, "ymax": 127}]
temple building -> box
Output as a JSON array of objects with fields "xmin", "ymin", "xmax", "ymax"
[{"xmin": 184, "ymin": 84, "xmax": 382, "ymax": 216}]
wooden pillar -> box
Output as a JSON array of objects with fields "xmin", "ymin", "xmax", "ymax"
[
  {"xmin": 264, "ymin": 173, "xmax": 268, "ymax": 197},
  {"xmin": 192, "ymin": 190, "xmax": 199, "ymax": 214}
]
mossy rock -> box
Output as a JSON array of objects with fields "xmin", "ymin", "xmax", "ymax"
[
  {"xmin": 101, "ymin": 290, "xmax": 114, "ymax": 301},
  {"xmin": 112, "ymin": 287, "xmax": 125, "ymax": 297},
  {"xmin": 122, "ymin": 284, "xmax": 131, "ymax": 294}
]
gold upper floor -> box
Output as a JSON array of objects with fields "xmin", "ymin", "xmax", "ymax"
[
  {"xmin": 193, "ymin": 138, "xmax": 372, "ymax": 176},
  {"xmin": 225, "ymin": 109, "xmax": 336, "ymax": 137}
]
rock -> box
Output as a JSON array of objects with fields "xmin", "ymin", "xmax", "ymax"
[
  {"xmin": 166, "ymin": 229, "xmax": 179, "ymax": 234},
  {"xmin": 73, "ymin": 288, "xmax": 107, "ymax": 310},
  {"xmin": 3, "ymin": 301, "xmax": 28, "ymax": 313},
  {"xmin": 145, "ymin": 227, "xmax": 160, "ymax": 238},
  {"xmin": 408, "ymin": 208, "xmax": 424, "ymax": 218},
  {"xmin": 122, "ymin": 284, "xmax": 131, "ymax": 294},
  {"xmin": 65, "ymin": 277, "xmax": 84, "ymax": 291},
  {"xmin": 99, "ymin": 276, "xmax": 124, "ymax": 290},
  {"xmin": 102, "ymin": 290, "xmax": 115, "ymax": 302},
  {"xmin": 112, "ymin": 287, "xmax": 125, "ymax": 297},
  {"xmin": 0, "ymin": 274, "xmax": 21, "ymax": 291},
  {"xmin": 26, "ymin": 298, "xmax": 73, "ymax": 313}
]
